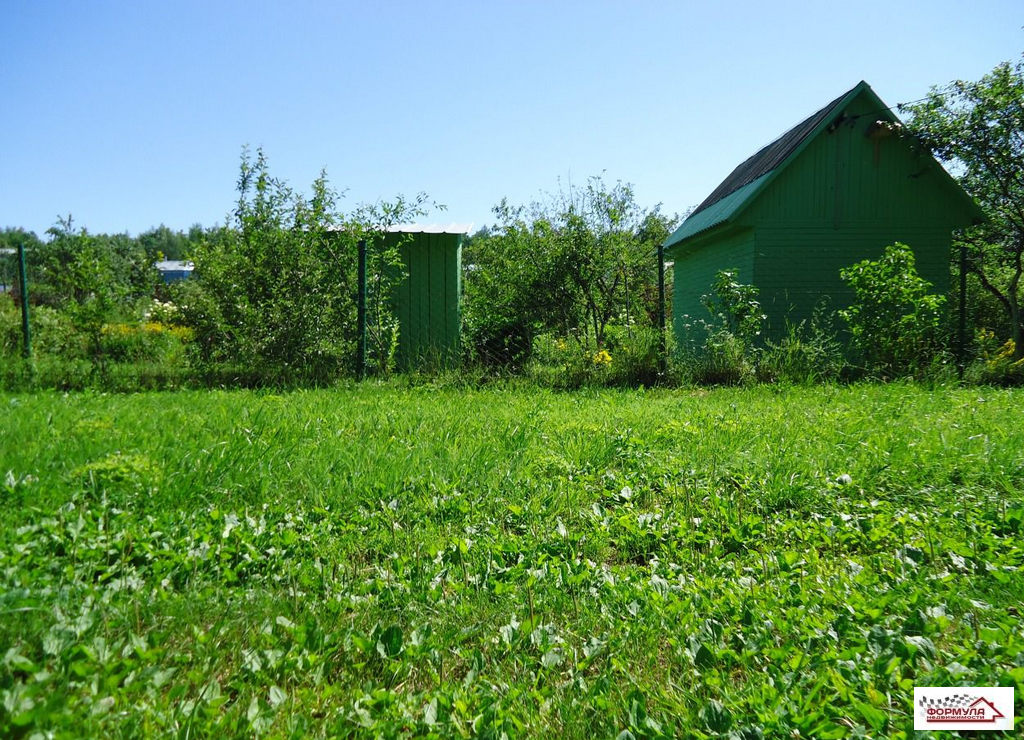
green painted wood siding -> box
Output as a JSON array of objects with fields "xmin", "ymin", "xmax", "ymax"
[
  {"xmin": 386, "ymin": 232, "xmax": 462, "ymax": 368},
  {"xmin": 752, "ymin": 226, "xmax": 952, "ymax": 331},
  {"xmin": 745, "ymin": 92, "xmax": 975, "ymax": 231},
  {"xmin": 742, "ymin": 90, "xmax": 968, "ymax": 333},
  {"xmin": 671, "ymin": 226, "xmax": 755, "ymax": 348},
  {"xmin": 668, "ymin": 86, "xmax": 979, "ymax": 347}
]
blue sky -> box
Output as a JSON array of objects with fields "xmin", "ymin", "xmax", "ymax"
[{"xmin": 1, "ymin": 1, "xmax": 1021, "ymax": 237}]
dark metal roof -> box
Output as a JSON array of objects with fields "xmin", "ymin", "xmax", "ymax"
[{"xmin": 689, "ymin": 84, "xmax": 857, "ymax": 218}]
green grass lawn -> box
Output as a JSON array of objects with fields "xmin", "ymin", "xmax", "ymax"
[{"xmin": 1, "ymin": 383, "xmax": 1022, "ymax": 738}]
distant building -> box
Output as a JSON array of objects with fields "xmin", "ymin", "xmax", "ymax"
[
  {"xmin": 156, "ymin": 260, "xmax": 194, "ymax": 283},
  {"xmin": 663, "ymin": 81, "xmax": 984, "ymax": 345}
]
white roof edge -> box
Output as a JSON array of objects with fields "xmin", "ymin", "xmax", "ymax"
[
  {"xmin": 326, "ymin": 222, "xmax": 473, "ymax": 234},
  {"xmin": 385, "ymin": 222, "xmax": 474, "ymax": 234}
]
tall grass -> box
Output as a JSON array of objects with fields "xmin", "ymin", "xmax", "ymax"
[{"xmin": 1, "ymin": 383, "xmax": 1022, "ymax": 737}]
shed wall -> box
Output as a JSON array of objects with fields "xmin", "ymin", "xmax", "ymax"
[
  {"xmin": 753, "ymin": 226, "xmax": 952, "ymax": 332},
  {"xmin": 671, "ymin": 227, "xmax": 755, "ymax": 349},
  {"xmin": 742, "ymin": 91, "xmax": 966, "ymax": 333},
  {"xmin": 387, "ymin": 232, "xmax": 462, "ymax": 368}
]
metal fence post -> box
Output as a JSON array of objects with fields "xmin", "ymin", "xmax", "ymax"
[
  {"xmin": 957, "ymin": 241, "xmax": 967, "ymax": 380},
  {"xmin": 357, "ymin": 238, "xmax": 367, "ymax": 379},
  {"xmin": 17, "ymin": 243, "xmax": 31, "ymax": 359},
  {"xmin": 657, "ymin": 242, "xmax": 667, "ymax": 375}
]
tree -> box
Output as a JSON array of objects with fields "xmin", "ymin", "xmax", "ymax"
[
  {"xmin": 29, "ymin": 217, "xmax": 156, "ymax": 309},
  {"xmin": 0, "ymin": 228, "xmax": 42, "ymax": 293},
  {"xmin": 903, "ymin": 56, "xmax": 1024, "ymax": 360},
  {"xmin": 35, "ymin": 217, "xmax": 136, "ymax": 371},
  {"xmin": 137, "ymin": 225, "xmax": 192, "ymax": 261},
  {"xmin": 465, "ymin": 176, "xmax": 677, "ymax": 366},
  {"xmin": 180, "ymin": 147, "xmax": 429, "ymax": 383}
]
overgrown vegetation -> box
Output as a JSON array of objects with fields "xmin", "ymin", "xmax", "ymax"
[
  {"xmin": 1, "ymin": 384, "xmax": 1022, "ymax": 738},
  {"xmin": 839, "ymin": 243, "xmax": 948, "ymax": 378},
  {"xmin": 463, "ymin": 176, "xmax": 677, "ymax": 385},
  {"xmin": 0, "ymin": 150, "xmax": 433, "ymax": 389},
  {"xmin": 179, "ymin": 149, "xmax": 403, "ymax": 384},
  {"xmin": 903, "ymin": 53, "xmax": 1024, "ymax": 364},
  {"xmin": 4, "ymin": 55, "xmax": 1024, "ymax": 389}
]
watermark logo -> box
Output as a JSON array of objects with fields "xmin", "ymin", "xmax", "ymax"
[{"xmin": 914, "ymin": 687, "xmax": 1014, "ymax": 731}]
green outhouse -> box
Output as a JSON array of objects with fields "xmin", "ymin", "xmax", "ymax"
[
  {"xmin": 663, "ymin": 80, "xmax": 985, "ymax": 346},
  {"xmin": 385, "ymin": 225, "xmax": 467, "ymax": 368}
]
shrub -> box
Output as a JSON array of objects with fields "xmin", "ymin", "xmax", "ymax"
[
  {"xmin": 603, "ymin": 325, "xmax": 663, "ymax": 387},
  {"xmin": 0, "ymin": 295, "xmax": 21, "ymax": 355},
  {"xmin": 689, "ymin": 327, "xmax": 755, "ymax": 386},
  {"xmin": 464, "ymin": 179, "xmax": 676, "ymax": 369},
  {"xmin": 99, "ymin": 322, "xmax": 191, "ymax": 364},
  {"xmin": 179, "ymin": 148, "xmax": 428, "ymax": 384},
  {"xmin": 525, "ymin": 324, "xmax": 666, "ymax": 388},
  {"xmin": 0, "ymin": 296, "xmax": 86, "ymax": 360},
  {"xmin": 839, "ymin": 243, "xmax": 946, "ymax": 377},
  {"xmin": 527, "ymin": 334, "xmax": 596, "ymax": 389},
  {"xmin": 701, "ymin": 269, "xmax": 766, "ymax": 344},
  {"xmin": 678, "ymin": 269, "xmax": 764, "ymax": 386},
  {"xmin": 28, "ymin": 217, "xmax": 157, "ymax": 311},
  {"xmin": 965, "ymin": 328, "xmax": 1024, "ymax": 385}
]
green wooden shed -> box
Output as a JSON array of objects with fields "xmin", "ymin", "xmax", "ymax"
[
  {"xmin": 385, "ymin": 225, "xmax": 467, "ymax": 369},
  {"xmin": 663, "ymin": 80, "xmax": 985, "ymax": 347}
]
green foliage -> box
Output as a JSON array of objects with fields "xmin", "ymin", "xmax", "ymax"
[
  {"xmin": 602, "ymin": 325, "xmax": 664, "ymax": 387},
  {"xmin": 839, "ymin": 244, "xmax": 947, "ymax": 376},
  {"xmin": 179, "ymin": 148, "xmax": 428, "ymax": 384},
  {"xmin": 1, "ymin": 384, "xmax": 1023, "ymax": 737},
  {"xmin": 0, "ymin": 295, "xmax": 22, "ymax": 355},
  {"xmin": 30, "ymin": 217, "xmax": 157, "ymax": 312},
  {"xmin": 529, "ymin": 326, "xmax": 664, "ymax": 389},
  {"xmin": 465, "ymin": 177, "xmax": 676, "ymax": 371},
  {"xmin": 903, "ymin": 54, "xmax": 1024, "ymax": 361},
  {"xmin": 689, "ymin": 325, "xmax": 755, "ymax": 386},
  {"xmin": 18, "ymin": 217, "xmax": 161, "ymax": 377},
  {"xmin": 964, "ymin": 328, "xmax": 1024, "ymax": 385},
  {"xmin": 756, "ymin": 308, "xmax": 846, "ymax": 384},
  {"xmin": 701, "ymin": 269, "xmax": 766, "ymax": 344},
  {"xmin": 0, "ymin": 228, "xmax": 42, "ymax": 292},
  {"xmin": 351, "ymin": 197, "xmax": 432, "ymax": 376},
  {"xmin": 0, "ymin": 223, "xmax": 207, "ymax": 390},
  {"xmin": 136, "ymin": 223, "xmax": 204, "ymax": 261},
  {"xmin": 680, "ymin": 269, "xmax": 766, "ymax": 386},
  {"xmin": 180, "ymin": 150, "xmax": 352, "ymax": 383}
]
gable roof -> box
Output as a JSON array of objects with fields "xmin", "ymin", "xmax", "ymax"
[
  {"xmin": 694, "ymin": 87, "xmax": 853, "ymax": 218},
  {"xmin": 664, "ymin": 81, "xmax": 985, "ymax": 250},
  {"xmin": 665, "ymin": 82, "xmax": 866, "ymax": 249}
]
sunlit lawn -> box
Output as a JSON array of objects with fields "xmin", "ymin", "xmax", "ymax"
[{"xmin": 2, "ymin": 382, "xmax": 1022, "ymax": 738}]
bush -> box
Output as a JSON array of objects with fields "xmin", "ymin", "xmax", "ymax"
[
  {"xmin": 525, "ymin": 325, "xmax": 666, "ymax": 389},
  {"xmin": 528, "ymin": 334, "xmax": 599, "ymax": 389},
  {"xmin": 603, "ymin": 325, "xmax": 664, "ymax": 387},
  {"xmin": 964, "ymin": 329, "xmax": 1024, "ymax": 385},
  {"xmin": 0, "ymin": 295, "xmax": 22, "ymax": 355},
  {"xmin": 463, "ymin": 179, "xmax": 676, "ymax": 369},
  {"xmin": 180, "ymin": 148, "xmax": 427, "ymax": 385},
  {"xmin": 99, "ymin": 322, "xmax": 191, "ymax": 364},
  {"xmin": 839, "ymin": 243, "xmax": 946, "ymax": 377},
  {"xmin": 677, "ymin": 269, "xmax": 764, "ymax": 386},
  {"xmin": 0, "ymin": 296, "xmax": 86, "ymax": 359},
  {"xmin": 688, "ymin": 327, "xmax": 755, "ymax": 386},
  {"xmin": 28, "ymin": 218, "xmax": 157, "ymax": 311}
]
